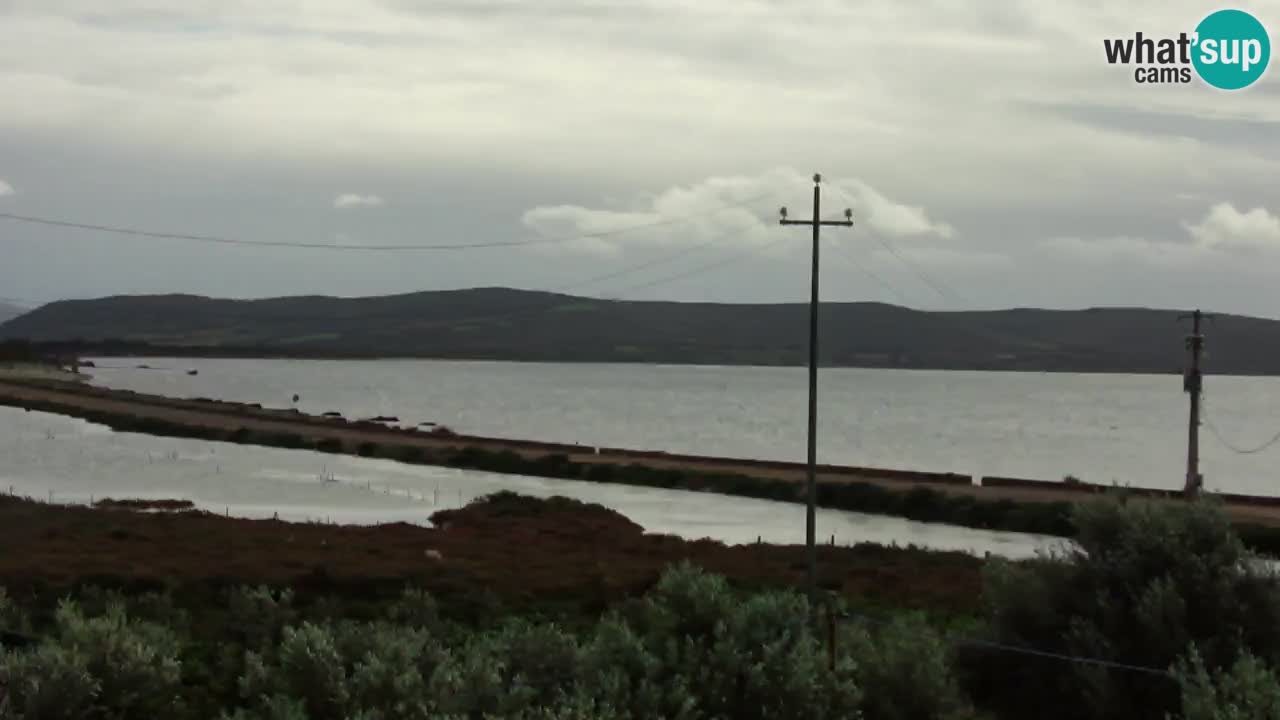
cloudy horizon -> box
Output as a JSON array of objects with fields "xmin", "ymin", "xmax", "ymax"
[{"xmin": 2, "ymin": 1, "xmax": 1279, "ymax": 318}]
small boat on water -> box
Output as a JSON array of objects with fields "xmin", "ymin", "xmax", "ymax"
[{"xmin": 187, "ymin": 369, "xmax": 199, "ymax": 376}]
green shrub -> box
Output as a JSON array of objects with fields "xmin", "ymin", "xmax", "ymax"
[
  {"xmin": 346, "ymin": 627, "xmax": 437, "ymax": 718},
  {"xmin": 0, "ymin": 599, "xmax": 184, "ymax": 719},
  {"xmin": 395, "ymin": 446, "xmax": 427, "ymax": 464},
  {"xmin": 1176, "ymin": 649, "xmax": 1280, "ymax": 720},
  {"xmin": 237, "ymin": 620, "xmax": 447, "ymax": 720},
  {"xmin": 270, "ymin": 433, "xmax": 307, "ymax": 450},
  {"xmin": 228, "ymin": 586, "xmax": 296, "ymax": 650},
  {"xmin": 842, "ymin": 613, "xmax": 973, "ymax": 720},
  {"xmin": 968, "ymin": 498, "xmax": 1280, "ymax": 720},
  {"xmin": 628, "ymin": 563, "xmax": 862, "ymax": 720},
  {"xmin": 0, "ymin": 642, "xmax": 100, "ymax": 720},
  {"xmin": 577, "ymin": 617, "xmax": 698, "ymax": 720},
  {"xmin": 385, "ymin": 588, "xmax": 441, "ymax": 632},
  {"xmin": 531, "ymin": 453, "xmax": 578, "ymax": 479},
  {"xmin": 0, "ymin": 586, "xmax": 29, "ymax": 633},
  {"xmin": 435, "ymin": 620, "xmax": 582, "ymax": 712},
  {"xmin": 264, "ymin": 623, "xmax": 349, "ymax": 720}
]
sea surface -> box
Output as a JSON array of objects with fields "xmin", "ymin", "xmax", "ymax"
[
  {"xmin": 86, "ymin": 358, "xmax": 1280, "ymax": 496},
  {"xmin": 0, "ymin": 407, "xmax": 1056, "ymax": 557}
]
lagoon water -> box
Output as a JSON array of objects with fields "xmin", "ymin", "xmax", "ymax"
[
  {"xmin": 0, "ymin": 407, "xmax": 1056, "ymax": 558},
  {"xmin": 87, "ymin": 358, "xmax": 1280, "ymax": 496},
  {"xmin": 7, "ymin": 357, "xmax": 1279, "ymax": 559}
]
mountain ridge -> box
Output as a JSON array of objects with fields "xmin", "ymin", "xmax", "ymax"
[
  {"xmin": 0, "ymin": 302, "xmax": 26, "ymax": 326},
  {"xmin": 1, "ymin": 287, "xmax": 1275, "ymax": 374}
]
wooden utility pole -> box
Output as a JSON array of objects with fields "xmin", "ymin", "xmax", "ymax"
[
  {"xmin": 1179, "ymin": 309, "xmax": 1213, "ymax": 497},
  {"xmin": 779, "ymin": 173, "xmax": 853, "ymax": 623}
]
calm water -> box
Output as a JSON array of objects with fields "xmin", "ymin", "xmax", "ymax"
[
  {"xmin": 87, "ymin": 358, "xmax": 1280, "ymax": 495},
  {"xmin": 0, "ymin": 408, "xmax": 1056, "ymax": 557}
]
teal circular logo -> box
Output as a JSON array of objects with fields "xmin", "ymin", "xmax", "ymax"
[{"xmin": 1192, "ymin": 9, "xmax": 1270, "ymax": 90}]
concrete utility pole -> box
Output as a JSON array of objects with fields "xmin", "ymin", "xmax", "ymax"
[
  {"xmin": 1179, "ymin": 309, "xmax": 1213, "ymax": 497},
  {"xmin": 779, "ymin": 173, "xmax": 853, "ymax": 623}
]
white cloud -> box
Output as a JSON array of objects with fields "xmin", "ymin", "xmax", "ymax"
[
  {"xmin": 1040, "ymin": 202, "xmax": 1280, "ymax": 267},
  {"xmin": 333, "ymin": 193, "xmax": 385, "ymax": 209},
  {"xmin": 833, "ymin": 180, "xmax": 955, "ymax": 239},
  {"xmin": 1185, "ymin": 203, "xmax": 1280, "ymax": 253},
  {"xmin": 0, "ymin": 179, "xmax": 13, "ymax": 197},
  {"xmin": 520, "ymin": 168, "xmax": 955, "ymax": 257}
]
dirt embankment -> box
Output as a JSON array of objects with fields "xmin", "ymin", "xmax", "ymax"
[
  {"xmin": 0, "ymin": 492, "xmax": 983, "ymax": 615},
  {"xmin": 0, "ymin": 363, "xmax": 86, "ymax": 383},
  {"xmin": 4, "ymin": 378, "xmax": 1280, "ymax": 530},
  {"xmin": 0, "ymin": 378, "xmax": 1061, "ymax": 497}
]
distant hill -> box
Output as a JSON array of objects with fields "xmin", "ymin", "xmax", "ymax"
[
  {"xmin": 0, "ymin": 287, "xmax": 1276, "ymax": 374},
  {"xmin": 0, "ymin": 303, "xmax": 26, "ymax": 326}
]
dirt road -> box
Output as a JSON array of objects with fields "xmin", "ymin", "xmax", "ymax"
[{"xmin": 4, "ymin": 378, "xmax": 1279, "ymax": 527}]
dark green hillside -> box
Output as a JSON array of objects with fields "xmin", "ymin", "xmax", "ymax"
[{"xmin": 2, "ymin": 288, "xmax": 1276, "ymax": 373}]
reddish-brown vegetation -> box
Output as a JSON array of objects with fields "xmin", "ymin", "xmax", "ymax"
[{"xmin": 0, "ymin": 493, "xmax": 982, "ymax": 615}]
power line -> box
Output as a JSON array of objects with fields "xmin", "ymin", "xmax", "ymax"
[
  {"xmin": 607, "ymin": 235, "xmax": 784, "ymax": 296},
  {"xmin": 869, "ymin": 234, "xmax": 965, "ymax": 305},
  {"xmin": 954, "ymin": 638, "xmax": 1175, "ymax": 679},
  {"xmin": 1202, "ymin": 394, "xmax": 1280, "ymax": 455},
  {"xmin": 0, "ymin": 192, "xmax": 775, "ymax": 253},
  {"xmin": 551, "ymin": 233, "xmax": 732, "ymax": 293},
  {"xmin": 838, "ymin": 610, "xmax": 1175, "ymax": 680},
  {"xmin": 820, "ymin": 184, "xmax": 968, "ymax": 306},
  {"xmin": 395, "ymin": 221, "xmax": 784, "ymax": 333},
  {"xmin": 824, "ymin": 237, "xmax": 915, "ymax": 307}
]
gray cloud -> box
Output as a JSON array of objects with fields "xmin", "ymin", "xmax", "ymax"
[{"xmin": 1, "ymin": 0, "xmax": 1279, "ymax": 317}]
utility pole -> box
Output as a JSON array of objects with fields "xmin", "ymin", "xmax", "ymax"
[
  {"xmin": 1179, "ymin": 309, "xmax": 1213, "ymax": 497},
  {"xmin": 779, "ymin": 173, "xmax": 853, "ymax": 623}
]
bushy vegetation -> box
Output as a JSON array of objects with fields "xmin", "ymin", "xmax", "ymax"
[
  {"xmin": 7, "ymin": 489, "xmax": 1280, "ymax": 712},
  {"xmin": 0, "ymin": 565, "xmax": 956, "ymax": 720},
  {"xmin": 0, "ymin": 600, "xmax": 183, "ymax": 719},
  {"xmin": 966, "ymin": 498, "xmax": 1280, "ymax": 720},
  {"xmin": 4, "ymin": 497, "xmax": 1280, "ymax": 719}
]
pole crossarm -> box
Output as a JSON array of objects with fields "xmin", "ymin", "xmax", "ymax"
[{"xmin": 780, "ymin": 219, "xmax": 855, "ymax": 227}]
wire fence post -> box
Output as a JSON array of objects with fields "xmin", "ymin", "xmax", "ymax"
[{"xmin": 826, "ymin": 602, "xmax": 837, "ymax": 672}]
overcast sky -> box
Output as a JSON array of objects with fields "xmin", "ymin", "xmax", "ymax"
[{"xmin": 1, "ymin": 0, "xmax": 1279, "ymax": 316}]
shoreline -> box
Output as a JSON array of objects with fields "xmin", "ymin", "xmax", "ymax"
[
  {"xmin": 74, "ymin": 349, "xmax": 1280, "ymax": 377},
  {"xmin": 5, "ymin": 377, "xmax": 1280, "ymax": 549}
]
